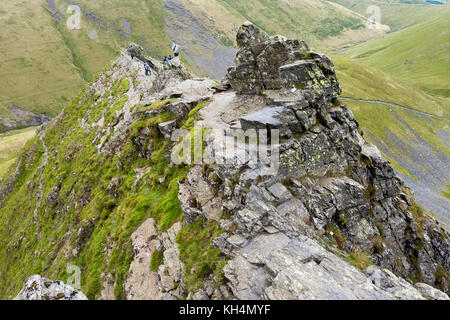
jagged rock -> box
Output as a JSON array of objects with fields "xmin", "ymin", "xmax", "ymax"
[
  {"xmin": 240, "ymin": 107, "xmax": 284, "ymax": 130},
  {"xmin": 205, "ymin": 22, "xmax": 449, "ymax": 300},
  {"xmin": 178, "ymin": 165, "xmax": 223, "ymax": 222},
  {"xmin": 14, "ymin": 275, "xmax": 87, "ymax": 300},
  {"xmin": 168, "ymin": 101, "xmax": 190, "ymax": 118},
  {"xmin": 157, "ymin": 222, "xmax": 185, "ymax": 299},
  {"xmin": 364, "ymin": 267, "xmax": 428, "ymax": 300},
  {"xmin": 240, "ymin": 106, "xmax": 299, "ymax": 138},
  {"xmin": 267, "ymin": 183, "xmax": 292, "ymax": 202},
  {"xmin": 414, "ymin": 283, "xmax": 449, "ymax": 300},
  {"xmin": 236, "ymin": 21, "xmax": 269, "ymax": 48},
  {"xmin": 99, "ymin": 273, "xmax": 115, "ymax": 300},
  {"xmin": 127, "ymin": 42, "xmax": 155, "ymax": 69},
  {"xmin": 227, "ymin": 22, "xmax": 340, "ymax": 99},
  {"xmin": 158, "ymin": 119, "xmax": 177, "ymax": 139},
  {"xmin": 106, "ymin": 177, "xmax": 121, "ymax": 198},
  {"xmin": 72, "ymin": 218, "xmax": 98, "ymax": 258},
  {"xmin": 223, "ymin": 233, "xmax": 391, "ymax": 300}
]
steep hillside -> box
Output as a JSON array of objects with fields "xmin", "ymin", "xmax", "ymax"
[
  {"xmin": 0, "ymin": 1, "xmax": 85, "ymax": 119},
  {"xmin": 168, "ymin": 0, "xmax": 387, "ymax": 51},
  {"xmin": 330, "ymin": 9, "xmax": 450, "ymax": 223},
  {"xmin": 0, "ymin": 0, "xmax": 386, "ymax": 127},
  {"xmin": 342, "ymin": 11, "xmax": 450, "ymax": 97},
  {"xmin": 0, "ymin": 0, "xmax": 169, "ymax": 126},
  {"xmin": 2, "ymin": 26, "xmax": 449, "ymax": 300}
]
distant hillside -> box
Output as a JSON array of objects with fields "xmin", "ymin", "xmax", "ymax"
[
  {"xmin": 327, "ymin": 2, "xmax": 449, "ymax": 226},
  {"xmin": 327, "ymin": 0, "xmax": 449, "ymax": 30},
  {"xmin": 0, "ymin": 0, "xmax": 385, "ymax": 126}
]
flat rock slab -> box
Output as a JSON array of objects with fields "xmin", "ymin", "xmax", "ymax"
[{"xmin": 240, "ymin": 106, "xmax": 285, "ymax": 130}]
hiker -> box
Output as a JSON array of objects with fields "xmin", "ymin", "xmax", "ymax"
[
  {"xmin": 144, "ymin": 62, "xmax": 151, "ymax": 76},
  {"xmin": 172, "ymin": 41, "xmax": 181, "ymax": 57},
  {"xmin": 163, "ymin": 56, "xmax": 169, "ymax": 63},
  {"xmin": 168, "ymin": 55, "xmax": 173, "ymax": 61},
  {"xmin": 131, "ymin": 51, "xmax": 136, "ymax": 60}
]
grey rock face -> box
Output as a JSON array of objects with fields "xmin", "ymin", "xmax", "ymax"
[
  {"xmin": 236, "ymin": 22, "xmax": 269, "ymax": 48},
  {"xmin": 223, "ymin": 233, "xmax": 394, "ymax": 300},
  {"xmin": 14, "ymin": 275, "xmax": 87, "ymax": 300},
  {"xmin": 226, "ymin": 23, "xmax": 340, "ymax": 100},
  {"xmin": 240, "ymin": 107, "xmax": 285, "ymax": 131},
  {"xmin": 414, "ymin": 283, "xmax": 450, "ymax": 300},
  {"xmin": 156, "ymin": 222, "xmax": 185, "ymax": 299},
  {"xmin": 72, "ymin": 218, "xmax": 98, "ymax": 258}
]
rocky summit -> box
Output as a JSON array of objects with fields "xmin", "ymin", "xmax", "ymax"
[{"xmin": 1, "ymin": 23, "xmax": 449, "ymax": 300}]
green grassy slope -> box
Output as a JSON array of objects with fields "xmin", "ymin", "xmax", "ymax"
[
  {"xmin": 0, "ymin": 1, "xmax": 85, "ymax": 117},
  {"xmin": 0, "ymin": 57, "xmax": 227, "ymax": 299},
  {"xmin": 0, "ymin": 0, "xmax": 170, "ymax": 119},
  {"xmin": 334, "ymin": 56, "xmax": 449, "ymax": 164},
  {"xmin": 342, "ymin": 11, "xmax": 450, "ymax": 97},
  {"xmin": 180, "ymin": 0, "xmax": 388, "ymax": 51},
  {"xmin": 0, "ymin": 127, "xmax": 37, "ymax": 177},
  {"xmin": 327, "ymin": 0, "xmax": 449, "ymax": 31}
]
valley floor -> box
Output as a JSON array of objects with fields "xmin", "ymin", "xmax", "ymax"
[{"xmin": 0, "ymin": 127, "xmax": 37, "ymax": 177}]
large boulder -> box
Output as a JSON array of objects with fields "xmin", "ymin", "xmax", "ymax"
[{"xmin": 226, "ymin": 22, "xmax": 340, "ymax": 99}]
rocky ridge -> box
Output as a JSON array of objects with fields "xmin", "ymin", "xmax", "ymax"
[{"xmin": 3, "ymin": 24, "xmax": 449, "ymax": 300}]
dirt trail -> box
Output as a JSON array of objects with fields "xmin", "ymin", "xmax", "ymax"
[{"xmin": 198, "ymin": 91, "xmax": 236, "ymax": 130}]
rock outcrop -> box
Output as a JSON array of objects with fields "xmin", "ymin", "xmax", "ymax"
[{"xmin": 14, "ymin": 275, "xmax": 87, "ymax": 300}]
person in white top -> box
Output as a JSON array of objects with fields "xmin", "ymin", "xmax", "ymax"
[{"xmin": 172, "ymin": 41, "xmax": 181, "ymax": 57}]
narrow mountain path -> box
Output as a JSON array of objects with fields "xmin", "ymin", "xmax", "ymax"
[
  {"xmin": 33, "ymin": 133, "xmax": 50, "ymax": 219},
  {"xmin": 341, "ymin": 97, "xmax": 449, "ymax": 123},
  {"xmin": 198, "ymin": 91, "xmax": 236, "ymax": 130}
]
